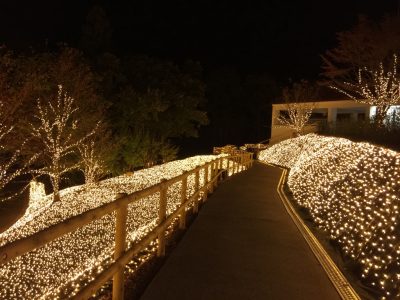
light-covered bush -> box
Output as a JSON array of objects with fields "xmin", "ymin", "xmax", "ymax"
[{"xmin": 260, "ymin": 134, "xmax": 400, "ymax": 299}]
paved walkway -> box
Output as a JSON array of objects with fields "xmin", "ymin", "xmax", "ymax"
[{"xmin": 140, "ymin": 162, "xmax": 340, "ymax": 300}]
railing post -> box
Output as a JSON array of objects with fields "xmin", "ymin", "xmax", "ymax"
[
  {"xmin": 203, "ymin": 164, "xmax": 208, "ymax": 202},
  {"xmin": 214, "ymin": 160, "xmax": 219, "ymax": 187},
  {"xmin": 234, "ymin": 156, "xmax": 239, "ymax": 174},
  {"xmin": 235, "ymin": 156, "xmax": 238, "ymax": 174},
  {"xmin": 179, "ymin": 173, "xmax": 187, "ymax": 229},
  {"xmin": 218, "ymin": 158, "xmax": 223, "ymax": 182},
  {"xmin": 210, "ymin": 161, "xmax": 215, "ymax": 193},
  {"xmin": 194, "ymin": 166, "xmax": 200, "ymax": 213},
  {"xmin": 113, "ymin": 192, "xmax": 128, "ymax": 300},
  {"xmin": 158, "ymin": 179, "xmax": 168, "ymax": 257}
]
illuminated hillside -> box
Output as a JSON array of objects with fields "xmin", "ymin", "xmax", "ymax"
[
  {"xmin": 259, "ymin": 134, "xmax": 400, "ymax": 299},
  {"xmin": 0, "ymin": 155, "xmax": 222, "ymax": 299}
]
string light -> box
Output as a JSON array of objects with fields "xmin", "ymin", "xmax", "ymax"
[
  {"xmin": 78, "ymin": 139, "xmax": 107, "ymax": 184},
  {"xmin": 0, "ymin": 154, "xmax": 226, "ymax": 299},
  {"xmin": 259, "ymin": 134, "xmax": 400, "ymax": 299},
  {"xmin": 30, "ymin": 85, "xmax": 99, "ymax": 202},
  {"xmin": 331, "ymin": 54, "xmax": 400, "ymax": 127},
  {"xmin": 276, "ymin": 102, "xmax": 314, "ymax": 136},
  {"xmin": 0, "ymin": 102, "xmax": 38, "ymax": 202}
]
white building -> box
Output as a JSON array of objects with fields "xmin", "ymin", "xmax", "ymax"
[{"xmin": 270, "ymin": 100, "xmax": 400, "ymax": 144}]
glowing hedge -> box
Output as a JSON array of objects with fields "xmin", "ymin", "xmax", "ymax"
[
  {"xmin": 0, "ymin": 155, "xmax": 222, "ymax": 299},
  {"xmin": 259, "ymin": 134, "xmax": 400, "ymax": 299}
]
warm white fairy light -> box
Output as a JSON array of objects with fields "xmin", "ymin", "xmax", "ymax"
[
  {"xmin": 5, "ymin": 180, "xmax": 53, "ymax": 233},
  {"xmin": 276, "ymin": 102, "xmax": 314, "ymax": 136},
  {"xmin": 331, "ymin": 54, "xmax": 400, "ymax": 127},
  {"xmin": 0, "ymin": 103, "xmax": 38, "ymax": 201},
  {"xmin": 0, "ymin": 154, "xmax": 231, "ymax": 299},
  {"xmin": 30, "ymin": 85, "xmax": 99, "ymax": 202},
  {"xmin": 259, "ymin": 134, "xmax": 400, "ymax": 299},
  {"xmin": 78, "ymin": 139, "xmax": 107, "ymax": 184}
]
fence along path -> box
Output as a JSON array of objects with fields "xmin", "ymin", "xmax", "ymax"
[{"xmin": 0, "ymin": 152, "xmax": 253, "ymax": 299}]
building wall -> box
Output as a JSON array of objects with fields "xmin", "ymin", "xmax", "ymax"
[{"xmin": 270, "ymin": 100, "xmax": 371, "ymax": 145}]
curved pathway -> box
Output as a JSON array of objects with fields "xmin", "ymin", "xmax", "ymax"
[{"xmin": 140, "ymin": 162, "xmax": 340, "ymax": 300}]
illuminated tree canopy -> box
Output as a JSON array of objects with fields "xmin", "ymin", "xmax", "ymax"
[
  {"xmin": 331, "ymin": 55, "xmax": 400, "ymax": 127},
  {"xmin": 0, "ymin": 102, "xmax": 38, "ymax": 201},
  {"xmin": 276, "ymin": 80, "xmax": 316, "ymax": 136},
  {"xmin": 30, "ymin": 85, "xmax": 99, "ymax": 201}
]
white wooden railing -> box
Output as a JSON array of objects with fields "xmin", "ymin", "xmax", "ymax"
[{"xmin": 0, "ymin": 152, "xmax": 253, "ymax": 300}]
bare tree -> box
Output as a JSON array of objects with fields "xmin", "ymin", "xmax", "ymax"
[
  {"xmin": 277, "ymin": 103, "xmax": 314, "ymax": 137},
  {"xmin": 30, "ymin": 85, "xmax": 98, "ymax": 202},
  {"xmin": 331, "ymin": 55, "xmax": 400, "ymax": 127},
  {"xmin": 321, "ymin": 15, "xmax": 400, "ymax": 84},
  {"xmin": 276, "ymin": 80, "xmax": 316, "ymax": 137}
]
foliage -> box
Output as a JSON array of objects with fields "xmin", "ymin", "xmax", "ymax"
[
  {"xmin": 114, "ymin": 130, "xmax": 178, "ymax": 172},
  {"xmin": 0, "ymin": 46, "xmax": 106, "ymax": 149},
  {"xmin": 106, "ymin": 55, "xmax": 208, "ymax": 172},
  {"xmin": 0, "ymin": 46, "xmax": 109, "ymax": 194}
]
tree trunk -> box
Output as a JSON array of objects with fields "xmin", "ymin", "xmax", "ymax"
[
  {"xmin": 374, "ymin": 105, "xmax": 389, "ymax": 128},
  {"xmin": 51, "ymin": 173, "xmax": 61, "ymax": 202}
]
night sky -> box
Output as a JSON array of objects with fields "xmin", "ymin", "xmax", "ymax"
[{"xmin": 0, "ymin": 0, "xmax": 398, "ymax": 81}]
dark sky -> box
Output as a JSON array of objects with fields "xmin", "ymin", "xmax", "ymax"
[{"xmin": 0, "ymin": 0, "xmax": 398, "ymax": 81}]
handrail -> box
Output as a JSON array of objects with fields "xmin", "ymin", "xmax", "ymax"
[{"xmin": 0, "ymin": 152, "xmax": 254, "ymax": 300}]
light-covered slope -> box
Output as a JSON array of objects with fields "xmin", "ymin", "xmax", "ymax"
[
  {"xmin": 259, "ymin": 134, "xmax": 400, "ymax": 299},
  {"xmin": 0, "ymin": 155, "xmax": 222, "ymax": 299}
]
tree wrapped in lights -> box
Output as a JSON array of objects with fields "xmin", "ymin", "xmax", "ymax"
[
  {"xmin": 331, "ymin": 55, "xmax": 400, "ymax": 127},
  {"xmin": 78, "ymin": 131, "xmax": 113, "ymax": 184},
  {"xmin": 0, "ymin": 102, "xmax": 38, "ymax": 200},
  {"xmin": 277, "ymin": 80, "xmax": 316, "ymax": 136},
  {"xmin": 277, "ymin": 102, "xmax": 314, "ymax": 137},
  {"xmin": 31, "ymin": 85, "xmax": 98, "ymax": 202}
]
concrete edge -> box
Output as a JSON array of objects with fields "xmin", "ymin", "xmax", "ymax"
[{"xmin": 260, "ymin": 161, "xmax": 361, "ymax": 300}]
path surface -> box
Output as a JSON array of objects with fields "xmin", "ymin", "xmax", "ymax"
[{"xmin": 140, "ymin": 162, "xmax": 340, "ymax": 300}]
